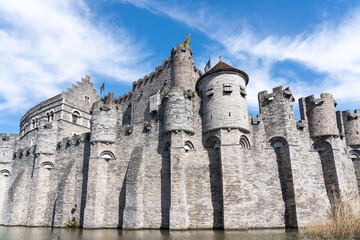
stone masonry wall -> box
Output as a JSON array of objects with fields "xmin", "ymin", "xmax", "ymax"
[{"xmin": 1, "ymin": 45, "xmax": 360, "ymax": 230}]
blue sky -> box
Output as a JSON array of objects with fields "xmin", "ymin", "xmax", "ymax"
[{"xmin": 1, "ymin": 0, "xmax": 360, "ymax": 134}]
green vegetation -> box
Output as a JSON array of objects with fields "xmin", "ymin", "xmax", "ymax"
[{"xmin": 65, "ymin": 217, "xmax": 78, "ymax": 228}]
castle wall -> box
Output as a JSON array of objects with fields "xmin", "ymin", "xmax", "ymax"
[
  {"xmin": 259, "ymin": 87, "xmax": 333, "ymax": 226},
  {"xmin": 1, "ymin": 149, "xmax": 34, "ymax": 225},
  {"xmin": 1, "ymin": 46, "xmax": 360, "ymax": 230}
]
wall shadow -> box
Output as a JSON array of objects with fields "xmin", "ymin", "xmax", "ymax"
[
  {"xmin": 314, "ymin": 141, "xmax": 340, "ymax": 208},
  {"xmin": 79, "ymin": 134, "xmax": 90, "ymax": 227},
  {"xmin": 208, "ymin": 148, "xmax": 224, "ymax": 229},
  {"xmin": 117, "ymin": 173, "xmax": 127, "ymax": 228},
  {"xmin": 271, "ymin": 137, "xmax": 298, "ymax": 228},
  {"xmin": 160, "ymin": 150, "xmax": 171, "ymax": 229}
]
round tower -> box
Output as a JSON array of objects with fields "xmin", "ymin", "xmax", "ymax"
[
  {"xmin": 90, "ymin": 93, "xmax": 117, "ymax": 143},
  {"xmin": 196, "ymin": 61, "xmax": 250, "ymax": 133},
  {"xmin": 342, "ymin": 110, "xmax": 360, "ymax": 146},
  {"xmin": 305, "ymin": 93, "xmax": 338, "ymax": 138},
  {"xmin": 170, "ymin": 44, "xmax": 195, "ymax": 91},
  {"xmin": 163, "ymin": 86, "xmax": 194, "ymax": 134}
]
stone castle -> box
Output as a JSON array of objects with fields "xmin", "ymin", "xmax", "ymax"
[{"xmin": 0, "ymin": 44, "xmax": 360, "ymax": 229}]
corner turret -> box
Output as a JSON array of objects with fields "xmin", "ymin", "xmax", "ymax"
[
  {"xmin": 170, "ymin": 44, "xmax": 196, "ymax": 91},
  {"xmin": 196, "ymin": 61, "xmax": 250, "ymax": 133},
  {"xmin": 305, "ymin": 93, "xmax": 338, "ymax": 138}
]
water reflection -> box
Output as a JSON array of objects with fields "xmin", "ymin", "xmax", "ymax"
[{"xmin": 0, "ymin": 226, "xmax": 309, "ymax": 240}]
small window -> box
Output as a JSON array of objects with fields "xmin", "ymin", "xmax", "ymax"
[
  {"xmin": 318, "ymin": 121, "xmax": 321, "ymax": 126},
  {"xmin": 85, "ymin": 96, "xmax": 90, "ymax": 102},
  {"xmin": 240, "ymin": 86, "xmax": 247, "ymax": 96},
  {"xmin": 50, "ymin": 111, "xmax": 54, "ymax": 122},
  {"xmin": 223, "ymin": 83, "xmax": 232, "ymax": 93},
  {"xmin": 100, "ymin": 151, "xmax": 115, "ymax": 161},
  {"xmin": 272, "ymin": 117, "xmax": 275, "ymax": 122},
  {"xmin": 229, "ymin": 112, "xmax": 231, "ymax": 117},
  {"xmin": 72, "ymin": 111, "xmax": 80, "ymax": 124},
  {"xmin": 184, "ymin": 141, "xmax": 194, "ymax": 152},
  {"xmin": 41, "ymin": 162, "xmax": 55, "ymax": 170},
  {"xmin": 32, "ymin": 119, "xmax": 36, "ymax": 129},
  {"xmin": 0, "ymin": 169, "xmax": 10, "ymax": 177},
  {"xmin": 206, "ymin": 87, "xmax": 214, "ymax": 96},
  {"xmin": 240, "ymin": 135, "xmax": 251, "ymax": 148}
]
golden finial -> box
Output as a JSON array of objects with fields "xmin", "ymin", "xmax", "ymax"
[
  {"xmin": 219, "ymin": 56, "xmax": 222, "ymax": 62},
  {"xmin": 85, "ymin": 75, "xmax": 91, "ymax": 80}
]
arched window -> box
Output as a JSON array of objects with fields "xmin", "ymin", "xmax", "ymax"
[
  {"xmin": 47, "ymin": 111, "xmax": 54, "ymax": 122},
  {"xmin": 50, "ymin": 111, "xmax": 54, "ymax": 122},
  {"xmin": 72, "ymin": 111, "xmax": 81, "ymax": 124},
  {"xmin": 32, "ymin": 118, "xmax": 36, "ymax": 129},
  {"xmin": 270, "ymin": 137, "xmax": 288, "ymax": 149},
  {"xmin": 239, "ymin": 135, "xmax": 251, "ymax": 148},
  {"xmin": 100, "ymin": 151, "xmax": 115, "ymax": 161},
  {"xmin": 349, "ymin": 150, "xmax": 360, "ymax": 159},
  {"xmin": 0, "ymin": 169, "xmax": 10, "ymax": 177},
  {"xmin": 205, "ymin": 136, "xmax": 221, "ymax": 149},
  {"xmin": 41, "ymin": 162, "xmax": 55, "ymax": 170},
  {"xmin": 184, "ymin": 141, "xmax": 194, "ymax": 152}
]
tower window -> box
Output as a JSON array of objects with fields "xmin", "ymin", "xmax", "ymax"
[
  {"xmin": 223, "ymin": 83, "xmax": 233, "ymax": 93},
  {"xmin": 272, "ymin": 117, "xmax": 275, "ymax": 122},
  {"xmin": 72, "ymin": 111, "xmax": 80, "ymax": 124},
  {"xmin": 85, "ymin": 96, "xmax": 90, "ymax": 102},
  {"xmin": 206, "ymin": 87, "xmax": 214, "ymax": 96},
  {"xmin": 318, "ymin": 121, "xmax": 321, "ymax": 126},
  {"xmin": 229, "ymin": 112, "xmax": 231, "ymax": 117},
  {"xmin": 240, "ymin": 86, "xmax": 247, "ymax": 96},
  {"xmin": 32, "ymin": 119, "xmax": 36, "ymax": 129}
]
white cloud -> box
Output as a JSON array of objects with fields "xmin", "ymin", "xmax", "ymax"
[
  {"xmin": 0, "ymin": 0, "xmax": 149, "ymax": 113},
  {"xmin": 121, "ymin": 0, "xmax": 360, "ymax": 111}
]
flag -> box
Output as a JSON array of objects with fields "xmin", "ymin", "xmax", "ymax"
[
  {"xmin": 100, "ymin": 82, "xmax": 105, "ymax": 94},
  {"xmin": 182, "ymin": 33, "xmax": 190, "ymax": 47},
  {"xmin": 204, "ymin": 58, "xmax": 211, "ymax": 73}
]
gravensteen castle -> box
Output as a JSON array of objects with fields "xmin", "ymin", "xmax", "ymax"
[{"xmin": 0, "ymin": 44, "xmax": 359, "ymax": 229}]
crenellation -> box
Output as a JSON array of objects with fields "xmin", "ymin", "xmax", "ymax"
[{"xmin": 0, "ymin": 44, "xmax": 359, "ymax": 230}]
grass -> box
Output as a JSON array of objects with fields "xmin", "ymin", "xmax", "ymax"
[{"xmin": 304, "ymin": 190, "xmax": 360, "ymax": 239}]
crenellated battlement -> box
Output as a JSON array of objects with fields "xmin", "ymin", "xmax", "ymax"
[
  {"xmin": 258, "ymin": 86, "xmax": 295, "ymax": 107},
  {"xmin": 56, "ymin": 133, "xmax": 89, "ymax": 150}
]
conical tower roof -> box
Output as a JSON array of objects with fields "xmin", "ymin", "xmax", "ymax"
[{"xmin": 196, "ymin": 61, "xmax": 249, "ymax": 90}]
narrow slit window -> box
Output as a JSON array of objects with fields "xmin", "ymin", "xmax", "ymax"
[{"xmin": 318, "ymin": 121, "xmax": 321, "ymax": 126}]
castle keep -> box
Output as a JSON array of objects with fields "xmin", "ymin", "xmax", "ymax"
[{"xmin": 0, "ymin": 45, "xmax": 360, "ymax": 229}]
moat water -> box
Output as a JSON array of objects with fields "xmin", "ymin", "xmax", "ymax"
[{"xmin": 0, "ymin": 226, "xmax": 311, "ymax": 240}]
